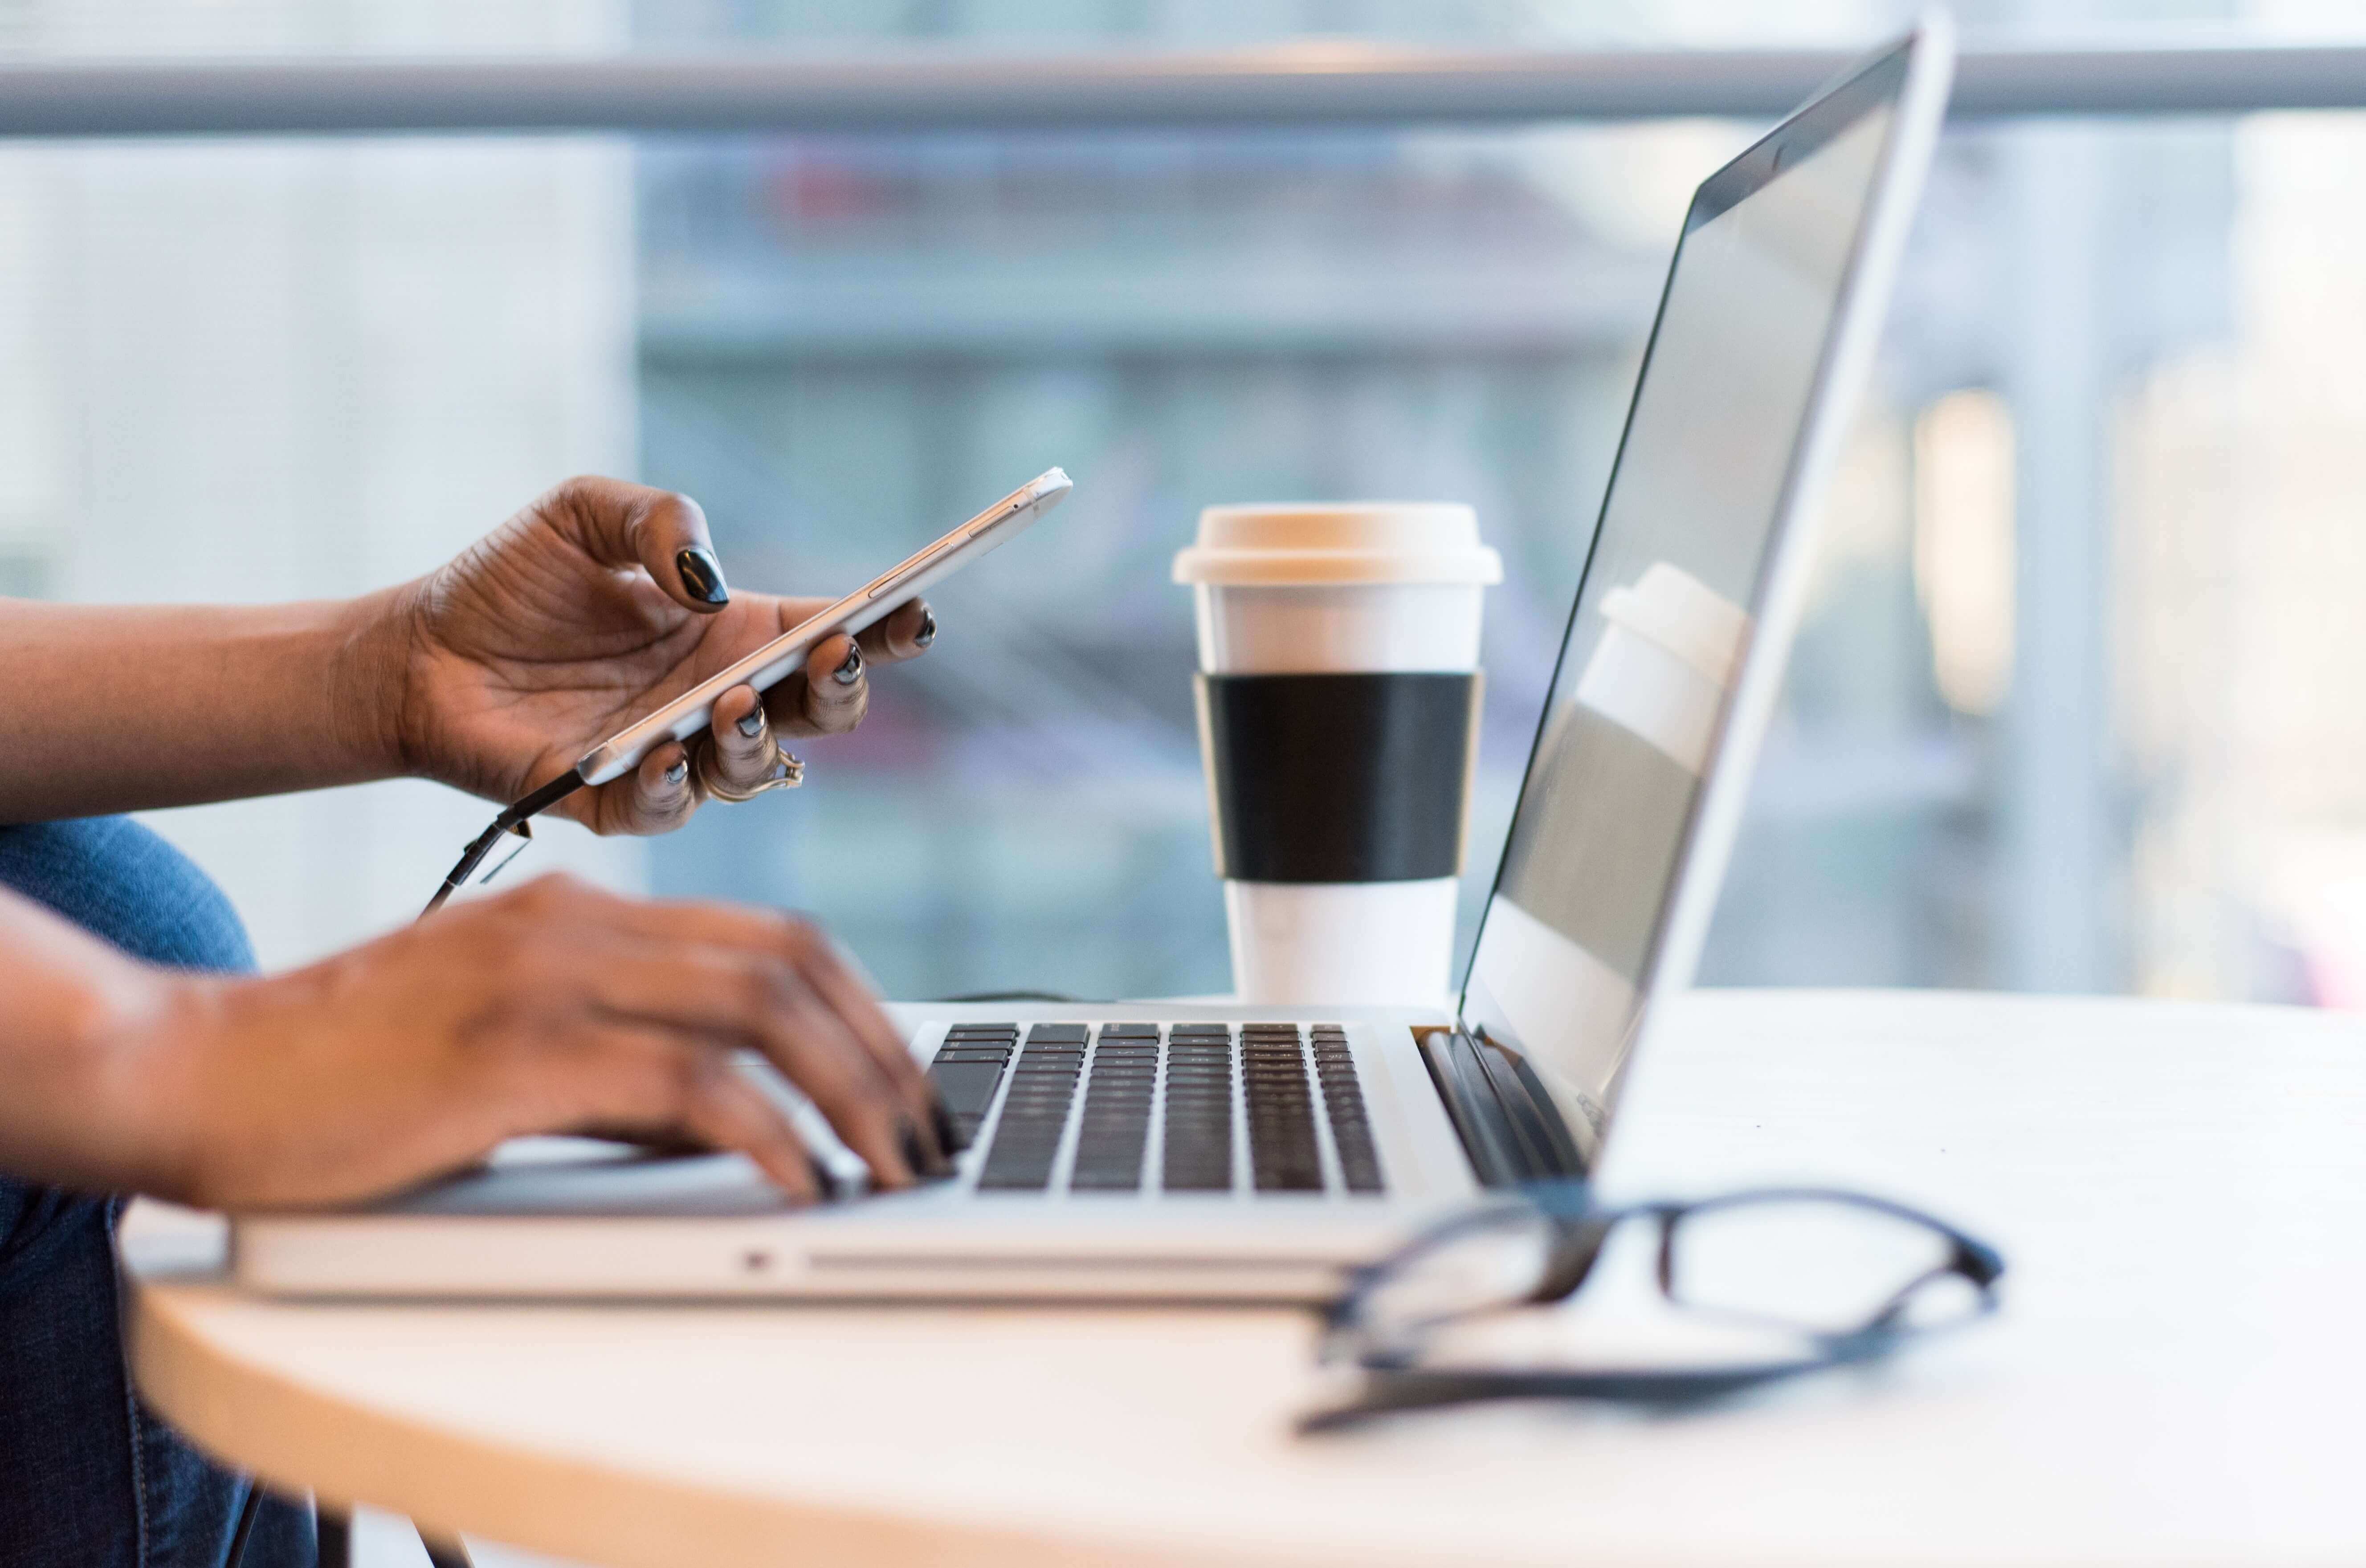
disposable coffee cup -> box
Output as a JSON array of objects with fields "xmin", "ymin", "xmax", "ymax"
[{"xmin": 1175, "ymin": 503, "xmax": 1502, "ymax": 1006}]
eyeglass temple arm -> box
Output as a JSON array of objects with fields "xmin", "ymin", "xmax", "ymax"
[
  {"xmin": 420, "ymin": 768, "xmax": 587, "ymax": 919},
  {"xmin": 1299, "ymin": 1357, "xmax": 1845, "ymax": 1435}
]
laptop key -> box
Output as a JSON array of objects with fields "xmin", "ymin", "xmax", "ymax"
[
  {"xmin": 986, "ymin": 1030, "xmax": 1163, "ymax": 1194},
  {"xmin": 1314, "ymin": 1048, "xmax": 1386, "ymax": 1194},
  {"xmin": 961, "ymin": 1026, "xmax": 1394, "ymax": 1198},
  {"xmin": 927, "ymin": 1060, "xmax": 1007, "ymax": 1120},
  {"xmin": 1162, "ymin": 1038, "xmax": 1235, "ymax": 1193},
  {"xmin": 976, "ymin": 1043, "xmax": 1085, "ymax": 1189},
  {"xmin": 1240, "ymin": 1035, "xmax": 1325, "ymax": 1193}
]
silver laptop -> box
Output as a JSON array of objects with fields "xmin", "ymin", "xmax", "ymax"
[{"xmin": 235, "ymin": 22, "xmax": 1953, "ymax": 1302}]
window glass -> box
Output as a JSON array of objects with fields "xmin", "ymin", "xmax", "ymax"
[{"xmin": 4, "ymin": 3, "xmax": 2359, "ymax": 1017}]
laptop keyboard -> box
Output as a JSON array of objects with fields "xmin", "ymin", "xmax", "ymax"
[{"xmin": 927, "ymin": 1023, "xmax": 1383, "ymax": 1197}]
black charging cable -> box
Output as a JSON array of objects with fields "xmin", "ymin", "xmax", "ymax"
[{"xmin": 420, "ymin": 770, "xmax": 586, "ymax": 918}]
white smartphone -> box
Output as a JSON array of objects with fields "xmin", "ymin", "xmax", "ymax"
[{"xmin": 575, "ymin": 467, "xmax": 1071, "ymax": 787}]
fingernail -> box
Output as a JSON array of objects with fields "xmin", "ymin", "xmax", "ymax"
[
  {"xmin": 806, "ymin": 1153, "xmax": 840, "ymax": 1203},
  {"xmin": 663, "ymin": 757, "xmax": 689, "ymax": 786},
  {"xmin": 675, "ymin": 546, "xmax": 729, "ymax": 606},
  {"xmin": 914, "ymin": 610, "xmax": 937, "ymax": 648},
  {"xmin": 931, "ymin": 1096, "xmax": 967, "ymax": 1154},
  {"xmin": 832, "ymin": 644, "xmax": 864, "ymax": 687},
  {"xmin": 735, "ymin": 703, "xmax": 764, "ymax": 739},
  {"xmin": 900, "ymin": 1118, "xmax": 952, "ymax": 1182}
]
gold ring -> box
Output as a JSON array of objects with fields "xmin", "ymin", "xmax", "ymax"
[{"xmin": 694, "ymin": 735, "xmax": 806, "ymax": 803}]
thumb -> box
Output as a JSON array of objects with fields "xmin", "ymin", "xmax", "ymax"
[{"xmin": 547, "ymin": 476, "xmax": 730, "ymax": 615}]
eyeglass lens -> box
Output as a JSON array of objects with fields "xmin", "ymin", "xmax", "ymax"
[
  {"xmin": 1347, "ymin": 1204, "xmax": 1561, "ymax": 1348},
  {"xmin": 1663, "ymin": 1194, "xmax": 1982, "ymax": 1333},
  {"xmin": 1346, "ymin": 1190, "xmax": 1991, "ymax": 1358}
]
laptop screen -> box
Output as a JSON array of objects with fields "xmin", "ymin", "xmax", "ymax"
[{"xmin": 1458, "ymin": 53, "xmax": 1908, "ymax": 1163}]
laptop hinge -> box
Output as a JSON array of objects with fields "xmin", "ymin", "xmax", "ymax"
[
  {"xmin": 1473, "ymin": 1034, "xmax": 1588, "ymax": 1180},
  {"xmin": 1417, "ymin": 1028, "xmax": 1585, "ymax": 1188}
]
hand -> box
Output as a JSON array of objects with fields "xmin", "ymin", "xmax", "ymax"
[
  {"xmin": 102, "ymin": 875, "xmax": 954, "ymax": 1210},
  {"xmin": 383, "ymin": 476, "xmax": 936, "ymax": 833}
]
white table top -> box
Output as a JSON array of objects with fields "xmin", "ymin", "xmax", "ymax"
[{"xmin": 125, "ymin": 989, "xmax": 2366, "ymax": 1568}]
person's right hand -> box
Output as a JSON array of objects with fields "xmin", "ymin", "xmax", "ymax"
[{"xmin": 100, "ymin": 874, "xmax": 952, "ymax": 1211}]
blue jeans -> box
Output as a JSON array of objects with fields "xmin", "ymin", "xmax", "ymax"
[{"xmin": 0, "ymin": 819, "xmax": 314, "ymax": 1568}]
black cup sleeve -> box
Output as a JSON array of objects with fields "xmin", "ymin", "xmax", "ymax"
[{"xmin": 1194, "ymin": 671, "xmax": 1483, "ymax": 884}]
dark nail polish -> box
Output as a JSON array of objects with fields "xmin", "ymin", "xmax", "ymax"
[
  {"xmin": 914, "ymin": 610, "xmax": 937, "ymax": 648},
  {"xmin": 900, "ymin": 1118, "xmax": 952, "ymax": 1181},
  {"xmin": 675, "ymin": 546, "xmax": 729, "ymax": 606},
  {"xmin": 931, "ymin": 1096, "xmax": 967, "ymax": 1154},
  {"xmin": 735, "ymin": 704, "xmax": 764, "ymax": 739},
  {"xmin": 663, "ymin": 758, "xmax": 689, "ymax": 785},
  {"xmin": 832, "ymin": 644, "xmax": 864, "ymax": 687},
  {"xmin": 806, "ymin": 1153, "xmax": 840, "ymax": 1202}
]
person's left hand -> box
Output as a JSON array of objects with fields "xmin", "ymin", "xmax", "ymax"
[{"xmin": 379, "ymin": 476, "xmax": 936, "ymax": 833}]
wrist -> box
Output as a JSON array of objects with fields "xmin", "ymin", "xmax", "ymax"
[
  {"xmin": 330, "ymin": 581, "xmax": 430, "ymax": 782},
  {"xmin": 82, "ymin": 975, "xmax": 221, "ymax": 1203},
  {"xmin": 0, "ymin": 921, "xmax": 211, "ymax": 1199}
]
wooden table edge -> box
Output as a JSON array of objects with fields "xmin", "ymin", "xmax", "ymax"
[{"xmin": 128, "ymin": 1273, "xmax": 1276, "ymax": 1568}]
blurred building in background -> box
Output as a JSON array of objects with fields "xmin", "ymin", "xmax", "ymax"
[
  {"xmin": 3, "ymin": 0, "xmax": 2363, "ymax": 1011},
  {"xmin": 624, "ymin": 0, "xmax": 2279, "ymax": 1006}
]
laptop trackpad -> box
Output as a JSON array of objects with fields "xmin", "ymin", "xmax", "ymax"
[{"xmin": 375, "ymin": 1137, "xmax": 789, "ymax": 1218}]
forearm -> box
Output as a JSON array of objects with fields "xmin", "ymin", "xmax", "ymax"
[
  {"xmin": 0, "ymin": 884, "xmax": 184, "ymax": 1196},
  {"xmin": 0, "ymin": 590, "xmax": 408, "ymax": 820}
]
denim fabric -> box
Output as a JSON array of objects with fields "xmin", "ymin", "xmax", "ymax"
[{"xmin": 0, "ymin": 818, "xmax": 313, "ymax": 1568}]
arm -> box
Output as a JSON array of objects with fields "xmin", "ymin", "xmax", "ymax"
[
  {"xmin": 0, "ymin": 878, "xmax": 188, "ymax": 1195},
  {"xmin": 0, "ymin": 476, "xmax": 936, "ymax": 829},
  {"xmin": 0, "ymin": 477, "xmax": 959, "ymax": 1206},
  {"xmin": 0, "ymin": 872, "xmax": 953, "ymax": 1207},
  {"xmin": 0, "ymin": 593, "xmax": 407, "ymax": 821}
]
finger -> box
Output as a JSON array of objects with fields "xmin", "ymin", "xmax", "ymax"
[
  {"xmin": 536, "ymin": 886, "xmax": 944, "ymax": 1181},
  {"xmin": 774, "ymin": 921, "xmax": 946, "ymax": 1155},
  {"xmin": 559, "ymin": 927, "xmax": 926, "ymax": 1188},
  {"xmin": 769, "ymin": 633, "xmax": 866, "ymax": 740},
  {"xmin": 673, "ymin": 1057, "xmax": 836, "ymax": 1202},
  {"xmin": 567, "ymin": 1126, "xmax": 714, "ymax": 1158},
  {"xmin": 744, "ymin": 959, "xmax": 931, "ymax": 1189},
  {"xmin": 587, "ymin": 742, "xmax": 699, "ymax": 836},
  {"xmin": 542, "ymin": 475, "xmax": 731, "ymax": 616},
  {"xmin": 856, "ymin": 599, "xmax": 936, "ymax": 666},
  {"xmin": 708, "ymin": 684, "xmax": 790, "ymax": 794},
  {"xmin": 597, "ymin": 896, "xmax": 948, "ymax": 1160},
  {"xmin": 545, "ymin": 1024, "xmax": 826, "ymax": 1203}
]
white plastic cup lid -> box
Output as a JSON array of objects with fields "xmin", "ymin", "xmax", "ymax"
[{"xmin": 1173, "ymin": 502, "xmax": 1504, "ymax": 587}]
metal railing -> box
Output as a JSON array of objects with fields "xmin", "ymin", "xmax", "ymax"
[{"xmin": 0, "ymin": 41, "xmax": 2361, "ymax": 137}]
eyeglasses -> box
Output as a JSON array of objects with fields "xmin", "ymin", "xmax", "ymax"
[{"xmin": 1303, "ymin": 1181, "xmax": 2004, "ymax": 1433}]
